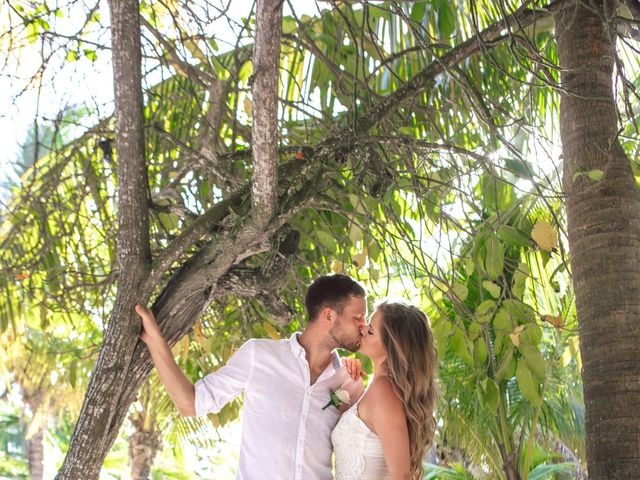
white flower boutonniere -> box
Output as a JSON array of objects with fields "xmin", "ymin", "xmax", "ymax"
[{"xmin": 322, "ymin": 386, "xmax": 350, "ymax": 410}]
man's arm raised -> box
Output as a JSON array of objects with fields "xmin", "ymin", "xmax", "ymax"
[{"xmin": 136, "ymin": 304, "xmax": 197, "ymax": 416}]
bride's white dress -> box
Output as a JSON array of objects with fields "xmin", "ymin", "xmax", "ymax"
[{"xmin": 331, "ymin": 395, "xmax": 391, "ymax": 479}]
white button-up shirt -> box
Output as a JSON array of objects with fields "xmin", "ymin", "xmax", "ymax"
[{"xmin": 194, "ymin": 332, "xmax": 364, "ymax": 480}]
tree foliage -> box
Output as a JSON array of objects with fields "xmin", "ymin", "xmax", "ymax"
[{"xmin": 2, "ymin": 0, "xmax": 640, "ymax": 478}]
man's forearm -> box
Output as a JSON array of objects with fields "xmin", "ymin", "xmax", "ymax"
[{"xmin": 146, "ymin": 337, "xmax": 197, "ymax": 416}]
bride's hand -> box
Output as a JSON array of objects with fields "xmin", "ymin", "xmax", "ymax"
[{"xmin": 343, "ymin": 357, "xmax": 366, "ymax": 381}]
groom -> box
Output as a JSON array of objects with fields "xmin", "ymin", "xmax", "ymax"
[{"xmin": 136, "ymin": 273, "xmax": 367, "ymax": 480}]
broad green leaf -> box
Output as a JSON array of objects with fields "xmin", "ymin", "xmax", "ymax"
[
  {"xmin": 587, "ymin": 169, "xmax": 604, "ymax": 181},
  {"xmin": 497, "ymin": 225, "xmax": 530, "ymax": 247},
  {"xmin": 482, "ymin": 280, "xmax": 501, "ymax": 299},
  {"xmin": 475, "ymin": 300, "xmax": 496, "ymax": 323},
  {"xmin": 437, "ymin": 0, "xmax": 456, "ymax": 38},
  {"xmin": 484, "ymin": 235, "xmax": 504, "ymax": 279},
  {"xmin": 468, "ymin": 322, "xmax": 483, "ymax": 341},
  {"xmin": 450, "ymin": 282, "xmax": 469, "ymax": 302},
  {"xmin": 521, "ymin": 345, "xmax": 546, "ymax": 381},
  {"xmin": 516, "ymin": 359, "xmax": 542, "ymax": 407},
  {"xmin": 493, "ymin": 307, "xmax": 514, "ymax": 336},
  {"xmin": 495, "ymin": 346, "xmax": 515, "ymax": 381},
  {"xmin": 477, "ymin": 378, "xmax": 500, "ymax": 413},
  {"xmin": 316, "ymin": 230, "xmax": 337, "ymax": 251},
  {"xmin": 451, "ymin": 326, "xmax": 474, "ymax": 367},
  {"xmin": 512, "ymin": 262, "xmax": 530, "ymax": 299},
  {"xmin": 502, "ymin": 299, "xmax": 536, "ymax": 324},
  {"xmin": 464, "ymin": 257, "xmax": 475, "ymax": 276},
  {"xmin": 520, "ymin": 323, "xmax": 542, "ymax": 347},
  {"xmin": 474, "ymin": 337, "xmax": 488, "ymax": 367}
]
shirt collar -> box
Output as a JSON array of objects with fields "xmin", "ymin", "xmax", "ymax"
[{"xmin": 288, "ymin": 332, "xmax": 342, "ymax": 371}]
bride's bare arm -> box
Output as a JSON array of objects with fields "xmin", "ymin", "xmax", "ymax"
[{"xmin": 363, "ymin": 377, "xmax": 411, "ymax": 480}]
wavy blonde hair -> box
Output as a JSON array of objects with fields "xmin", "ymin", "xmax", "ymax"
[{"xmin": 377, "ymin": 300, "xmax": 438, "ymax": 479}]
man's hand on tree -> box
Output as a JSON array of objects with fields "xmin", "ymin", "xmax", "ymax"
[{"xmin": 135, "ymin": 304, "xmax": 164, "ymax": 345}]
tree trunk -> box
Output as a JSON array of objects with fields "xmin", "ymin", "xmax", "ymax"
[
  {"xmin": 55, "ymin": 0, "xmax": 151, "ymax": 476},
  {"xmin": 24, "ymin": 392, "xmax": 45, "ymax": 480},
  {"xmin": 251, "ymin": 0, "xmax": 283, "ymax": 226},
  {"xmin": 128, "ymin": 415, "xmax": 161, "ymax": 480},
  {"xmin": 556, "ymin": 1, "xmax": 640, "ymax": 478}
]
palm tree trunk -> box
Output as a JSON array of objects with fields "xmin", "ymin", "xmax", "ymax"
[
  {"xmin": 128, "ymin": 416, "xmax": 161, "ymax": 480},
  {"xmin": 26, "ymin": 427, "xmax": 45, "ymax": 480},
  {"xmin": 24, "ymin": 391, "xmax": 45, "ymax": 480},
  {"xmin": 556, "ymin": 1, "xmax": 640, "ymax": 478}
]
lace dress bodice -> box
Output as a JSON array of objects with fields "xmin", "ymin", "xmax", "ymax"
[{"xmin": 331, "ymin": 397, "xmax": 391, "ymax": 480}]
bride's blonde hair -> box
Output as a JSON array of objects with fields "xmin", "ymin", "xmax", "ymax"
[{"xmin": 377, "ymin": 301, "xmax": 438, "ymax": 480}]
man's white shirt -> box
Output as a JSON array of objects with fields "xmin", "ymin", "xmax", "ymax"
[{"xmin": 194, "ymin": 332, "xmax": 364, "ymax": 480}]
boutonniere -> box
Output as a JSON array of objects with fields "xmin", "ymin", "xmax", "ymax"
[{"xmin": 322, "ymin": 386, "xmax": 350, "ymax": 410}]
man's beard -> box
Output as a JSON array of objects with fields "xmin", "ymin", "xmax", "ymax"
[{"xmin": 329, "ymin": 325, "xmax": 362, "ymax": 352}]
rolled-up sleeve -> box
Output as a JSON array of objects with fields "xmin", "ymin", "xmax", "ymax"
[{"xmin": 194, "ymin": 339, "xmax": 255, "ymax": 416}]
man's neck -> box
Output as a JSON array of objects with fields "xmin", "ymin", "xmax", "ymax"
[{"xmin": 297, "ymin": 328, "xmax": 334, "ymax": 384}]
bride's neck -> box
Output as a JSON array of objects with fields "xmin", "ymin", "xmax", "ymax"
[{"xmin": 372, "ymin": 360, "xmax": 388, "ymax": 378}]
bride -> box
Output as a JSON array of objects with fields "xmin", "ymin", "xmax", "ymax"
[{"xmin": 332, "ymin": 301, "xmax": 438, "ymax": 480}]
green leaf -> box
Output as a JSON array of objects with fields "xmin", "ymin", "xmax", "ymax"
[
  {"xmin": 497, "ymin": 225, "xmax": 530, "ymax": 247},
  {"xmin": 451, "ymin": 326, "xmax": 473, "ymax": 367},
  {"xmin": 464, "ymin": 257, "xmax": 475, "ymax": 276},
  {"xmin": 437, "ymin": 0, "xmax": 456, "ymax": 38},
  {"xmin": 502, "ymin": 299, "xmax": 536, "ymax": 324},
  {"xmin": 495, "ymin": 346, "xmax": 515, "ymax": 380},
  {"xmin": 316, "ymin": 230, "xmax": 337, "ymax": 251},
  {"xmin": 410, "ymin": 2, "xmax": 427, "ymax": 24},
  {"xmin": 475, "ymin": 300, "xmax": 496, "ymax": 323},
  {"xmin": 493, "ymin": 307, "xmax": 514, "ymax": 336},
  {"xmin": 450, "ymin": 282, "xmax": 468, "ymax": 302},
  {"xmin": 520, "ymin": 323, "xmax": 542, "ymax": 347},
  {"xmin": 484, "ymin": 235, "xmax": 504, "ymax": 279},
  {"xmin": 516, "ymin": 359, "xmax": 542, "ymax": 407},
  {"xmin": 478, "ymin": 378, "xmax": 500, "ymax": 413},
  {"xmin": 66, "ymin": 50, "xmax": 79, "ymax": 62},
  {"xmin": 69, "ymin": 360, "xmax": 77, "ymax": 388},
  {"xmin": 511, "ymin": 262, "xmax": 529, "ymax": 299},
  {"xmin": 587, "ymin": 169, "xmax": 604, "ymax": 181},
  {"xmin": 84, "ymin": 49, "xmax": 98, "ymax": 62},
  {"xmin": 521, "ymin": 345, "xmax": 546, "ymax": 381},
  {"xmin": 482, "ymin": 280, "xmax": 501, "ymax": 299},
  {"xmin": 468, "ymin": 322, "xmax": 483, "ymax": 341},
  {"xmin": 474, "ymin": 337, "xmax": 488, "ymax": 367}
]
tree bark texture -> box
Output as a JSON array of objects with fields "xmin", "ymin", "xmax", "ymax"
[
  {"xmin": 557, "ymin": 1, "xmax": 640, "ymax": 478},
  {"xmin": 128, "ymin": 416, "xmax": 161, "ymax": 480},
  {"xmin": 24, "ymin": 392, "xmax": 44, "ymax": 480},
  {"xmin": 251, "ymin": 0, "xmax": 283, "ymax": 226},
  {"xmin": 56, "ymin": 0, "xmax": 151, "ymax": 477}
]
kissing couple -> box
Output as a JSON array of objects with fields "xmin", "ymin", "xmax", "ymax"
[{"xmin": 136, "ymin": 273, "xmax": 438, "ymax": 479}]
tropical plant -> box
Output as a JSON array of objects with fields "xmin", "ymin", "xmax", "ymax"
[{"xmin": 1, "ymin": 0, "xmax": 639, "ymax": 478}]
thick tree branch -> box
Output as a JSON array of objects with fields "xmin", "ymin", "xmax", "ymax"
[{"xmin": 251, "ymin": 0, "xmax": 283, "ymax": 226}]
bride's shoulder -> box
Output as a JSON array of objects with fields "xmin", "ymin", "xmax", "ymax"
[
  {"xmin": 364, "ymin": 376, "xmax": 403, "ymax": 410},
  {"xmin": 360, "ymin": 375, "xmax": 406, "ymax": 434}
]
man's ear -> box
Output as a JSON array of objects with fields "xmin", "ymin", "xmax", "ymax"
[{"xmin": 321, "ymin": 306, "xmax": 334, "ymax": 325}]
